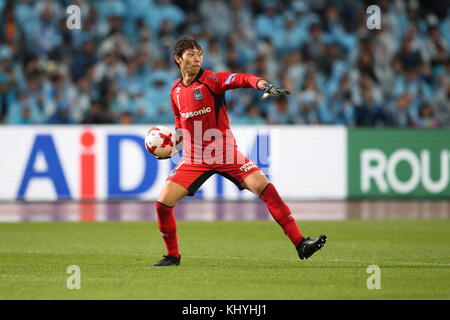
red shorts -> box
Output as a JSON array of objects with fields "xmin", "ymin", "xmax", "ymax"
[{"xmin": 166, "ymin": 151, "xmax": 261, "ymax": 196}]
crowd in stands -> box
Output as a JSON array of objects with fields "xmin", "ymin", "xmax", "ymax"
[{"xmin": 0, "ymin": 0, "xmax": 448, "ymax": 127}]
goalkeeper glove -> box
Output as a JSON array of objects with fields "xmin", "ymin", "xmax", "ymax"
[{"xmin": 261, "ymin": 83, "xmax": 291, "ymax": 99}]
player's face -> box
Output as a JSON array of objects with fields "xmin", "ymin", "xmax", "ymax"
[{"xmin": 178, "ymin": 48, "xmax": 203, "ymax": 73}]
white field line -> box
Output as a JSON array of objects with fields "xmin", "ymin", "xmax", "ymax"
[
  {"xmin": 3, "ymin": 251, "xmax": 449, "ymax": 268},
  {"xmin": 182, "ymin": 255, "xmax": 450, "ymax": 267}
]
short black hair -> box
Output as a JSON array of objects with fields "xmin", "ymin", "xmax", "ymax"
[{"xmin": 173, "ymin": 37, "xmax": 202, "ymax": 68}]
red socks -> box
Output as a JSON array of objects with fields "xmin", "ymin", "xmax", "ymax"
[
  {"xmin": 156, "ymin": 201, "xmax": 179, "ymax": 258},
  {"xmin": 259, "ymin": 183, "xmax": 303, "ymax": 246},
  {"xmin": 155, "ymin": 184, "xmax": 301, "ymax": 256}
]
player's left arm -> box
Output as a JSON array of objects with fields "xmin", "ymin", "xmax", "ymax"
[{"xmin": 215, "ymin": 72, "xmax": 290, "ymax": 98}]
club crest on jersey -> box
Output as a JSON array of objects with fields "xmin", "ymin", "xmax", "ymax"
[{"xmin": 194, "ymin": 89, "xmax": 203, "ymax": 101}]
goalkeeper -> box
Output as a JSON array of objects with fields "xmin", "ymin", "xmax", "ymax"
[{"xmin": 153, "ymin": 37, "xmax": 327, "ymax": 266}]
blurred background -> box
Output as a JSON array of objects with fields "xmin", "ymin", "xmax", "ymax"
[
  {"xmin": 0, "ymin": 0, "xmax": 449, "ymax": 221},
  {"xmin": 0, "ymin": 0, "xmax": 448, "ymax": 127}
]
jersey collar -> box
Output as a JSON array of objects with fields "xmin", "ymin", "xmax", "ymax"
[{"xmin": 181, "ymin": 68, "xmax": 204, "ymax": 87}]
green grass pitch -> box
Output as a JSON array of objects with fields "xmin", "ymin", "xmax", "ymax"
[{"xmin": 1, "ymin": 220, "xmax": 449, "ymax": 299}]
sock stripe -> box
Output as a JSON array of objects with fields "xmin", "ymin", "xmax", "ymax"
[
  {"xmin": 156, "ymin": 201, "xmax": 174, "ymax": 208},
  {"xmin": 258, "ymin": 182, "xmax": 272, "ymax": 199}
]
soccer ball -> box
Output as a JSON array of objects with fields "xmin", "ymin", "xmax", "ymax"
[{"xmin": 145, "ymin": 126, "xmax": 175, "ymax": 159}]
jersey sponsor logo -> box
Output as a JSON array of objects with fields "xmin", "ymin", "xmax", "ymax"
[
  {"xmin": 194, "ymin": 89, "xmax": 203, "ymax": 101},
  {"xmin": 239, "ymin": 161, "xmax": 258, "ymax": 172},
  {"xmin": 225, "ymin": 73, "xmax": 237, "ymax": 84},
  {"xmin": 180, "ymin": 106, "xmax": 212, "ymax": 119}
]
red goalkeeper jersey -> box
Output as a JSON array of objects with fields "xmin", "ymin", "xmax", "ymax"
[{"xmin": 170, "ymin": 69, "xmax": 263, "ymax": 163}]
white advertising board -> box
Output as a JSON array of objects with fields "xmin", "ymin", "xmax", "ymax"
[{"xmin": 0, "ymin": 126, "xmax": 346, "ymax": 201}]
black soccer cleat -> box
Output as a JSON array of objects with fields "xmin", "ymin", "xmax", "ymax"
[
  {"xmin": 153, "ymin": 255, "xmax": 181, "ymax": 267},
  {"xmin": 296, "ymin": 235, "xmax": 327, "ymax": 260}
]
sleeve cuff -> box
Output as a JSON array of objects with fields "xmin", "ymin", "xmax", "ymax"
[{"xmin": 248, "ymin": 75, "xmax": 264, "ymax": 89}]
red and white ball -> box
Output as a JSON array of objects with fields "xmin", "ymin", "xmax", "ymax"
[{"xmin": 145, "ymin": 126, "xmax": 175, "ymax": 159}]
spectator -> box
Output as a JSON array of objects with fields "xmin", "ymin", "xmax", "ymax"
[
  {"xmin": 128, "ymin": 85, "xmax": 154, "ymax": 124},
  {"xmin": 294, "ymin": 72, "xmax": 323, "ymax": 124},
  {"xmin": 255, "ymin": 3, "xmax": 283, "ymax": 42},
  {"xmin": 93, "ymin": 51, "xmax": 127, "ymax": 83},
  {"xmin": 147, "ymin": 0, "xmax": 185, "ymax": 33},
  {"xmin": 102, "ymin": 79, "xmax": 129, "ymax": 121},
  {"xmin": 0, "ymin": 72, "xmax": 15, "ymax": 123},
  {"xmin": 96, "ymin": 0, "xmax": 126, "ymax": 20},
  {"xmin": 294, "ymin": 98, "xmax": 321, "ymax": 125},
  {"xmin": 413, "ymin": 102, "xmax": 440, "ymax": 128},
  {"xmin": 354, "ymin": 88, "xmax": 388, "ymax": 127},
  {"xmin": 356, "ymin": 37, "xmax": 377, "ymax": 82},
  {"xmin": 7, "ymin": 91, "xmax": 42, "ymax": 124},
  {"xmin": 119, "ymin": 111, "xmax": 133, "ymax": 124},
  {"xmin": 200, "ymin": 0, "xmax": 231, "ymax": 40},
  {"xmin": 432, "ymin": 80, "xmax": 450, "ymax": 127},
  {"xmin": 0, "ymin": 2, "xmax": 21, "ymax": 45},
  {"xmin": 425, "ymin": 25, "xmax": 449, "ymax": 66},
  {"xmin": 286, "ymin": 51, "xmax": 307, "ymax": 93},
  {"xmin": 46, "ymin": 90, "xmax": 73, "ymax": 124},
  {"xmin": 203, "ymin": 39, "xmax": 226, "ymax": 72},
  {"xmin": 395, "ymin": 35, "xmax": 423, "ymax": 71},
  {"xmin": 233, "ymin": 104, "xmax": 266, "ymax": 125},
  {"xmin": 303, "ymin": 23, "xmax": 325, "ymax": 62},
  {"xmin": 393, "ymin": 67, "xmax": 432, "ymax": 103},
  {"xmin": 229, "ymin": 0, "xmax": 255, "ymax": 43},
  {"xmin": 70, "ymin": 76, "xmax": 92, "ymax": 123},
  {"xmin": 82, "ymin": 100, "xmax": 114, "ymax": 124},
  {"xmin": 273, "ymin": 13, "xmax": 303, "ymax": 56},
  {"xmin": 267, "ymin": 96, "xmax": 293, "ymax": 124},
  {"xmin": 71, "ymin": 40, "xmax": 98, "ymax": 81},
  {"xmin": 0, "ymin": 0, "xmax": 447, "ymax": 128},
  {"xmin": 325, "ymin": 74, "xmax": 355, "ymax": 125},
  {"xmin": 318, "ymin": 42, "xmax": 343, "ymax": 77},
  {"xmin": 389, "ymin": 93, "xmax": 414, "ymax": 128},
  {"xmin": 32, "ymin": 6, "xmax": 62, "ymax": 56}
]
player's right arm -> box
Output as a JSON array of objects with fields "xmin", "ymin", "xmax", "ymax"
[
  {"xmin": 213, "ymin": 72, "xmax": 290, "ymax": 98},
  {"xmin": 170, "ymin": 89, "xmax": 183, "ymax": 156},
  {"xmin": 214, "ymin": 72, "xmax": 263, "ymax": 93},
  {"xmin": 170, "ymin": 92, "xmax": 181, "ymax": 130}
]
